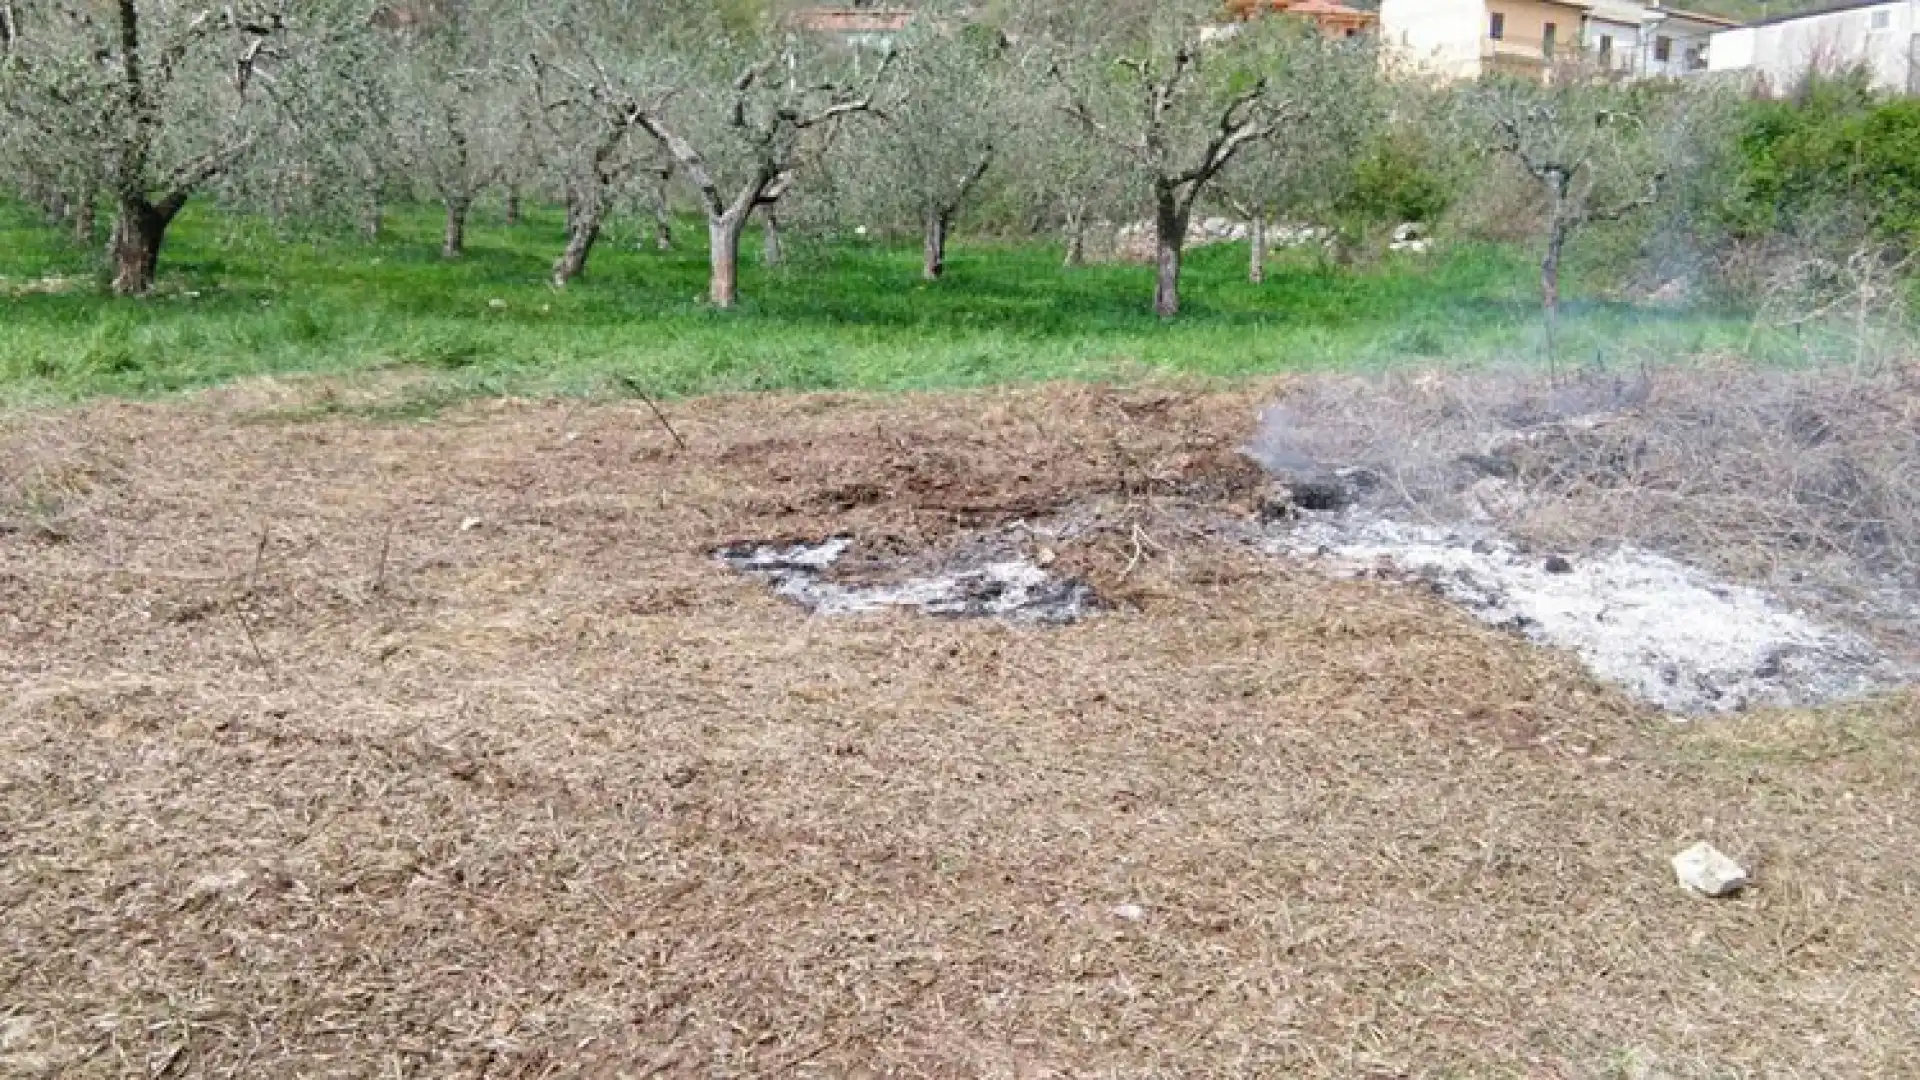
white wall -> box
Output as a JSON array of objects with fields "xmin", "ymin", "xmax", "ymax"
[
  {"xmin": 1643, "ymin": 15, "xmax": 1718, "ymax": 78},
  {"xmin": 1588, "ymin": 15, "xmax": 1647, "ymax": 73},
  {"xmin": 1588, "ymin": 0, "xmax": 1651, "ymax": 72},
  {"xmin": 1711, "ymin": 2, "xmax": 1917, "ymax": 94},
  {"xmin": 1380, "ymin": 0, "xmax": 1490, "ymax": 80},
  {"xmin": 1710, "ymin": 26, "xmax": 1756, "ymax": 73}
]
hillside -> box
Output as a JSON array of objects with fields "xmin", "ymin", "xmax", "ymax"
[{"xmin": 1690, "ymin": 1, "xmax": 1833, "ymax": 21}]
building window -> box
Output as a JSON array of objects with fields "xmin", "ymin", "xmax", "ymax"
[
  {"xmin": 1871, "ymin": 9, "xmax": 1893, "ymax": 30},
  {"xmin": 1490, "ymin": 12, "xmax": 1505, "ymax": 40},
  {"xmin": 1542, "ymin": 22, "xmax": 1556, "ymax": 57},
  {"xmin": 1654, "ymin": 35, "xmax": 1672, "ymax": 62},
  {"xmin": 1599, "ymin": 34, "xmax": 1614, "ymax": 66}
]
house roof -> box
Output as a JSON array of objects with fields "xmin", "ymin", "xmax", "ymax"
[
  {"xmin": 1227, "ymin": 0, "xmax": 1378, "ymax": 22},
  {"xmin": 1652, "ymin": 4, "xmax": 1742, "ymax": 28},
  {"xmin": 1740, "ymin": 0, "xmax": 1902, "ymax": 28},
  {"xmin": 793, "ymin": 7, "xmax": 915, "ymax": 34},
  {"xmin": 1273, "ymin": 0, "xmax": 1373, "ymax": 16}
]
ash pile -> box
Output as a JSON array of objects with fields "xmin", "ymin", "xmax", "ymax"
[
  {"xmin": 717, "ymin": 533, "xmax": 1098, "ymax": 625},
  {"xmin": 1245, "ymin": 369, "xmax": 1914, "ymax": 716}
]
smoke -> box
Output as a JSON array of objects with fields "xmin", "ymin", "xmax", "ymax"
[{"xmin": 1244, "ymin": 360, "xmax": 1920, "ymax": 648}]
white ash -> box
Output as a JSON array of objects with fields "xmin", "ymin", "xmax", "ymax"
[
  {"xmin": 717, "ymin": 537, "xmax": 1096, "ymax": 624},
  {"xmin": 1269, "ymin": 514, "xmax": 1892, "ymax": 716}
]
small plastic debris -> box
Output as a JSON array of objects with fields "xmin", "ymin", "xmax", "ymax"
[
  {"xmin": 1672, "ymin": 842, "xmax": 1748, "ymax": 897},
  {"xmin": 459, "ymin": 516, "xmax": 483, "ymax": 532},
  {"xmin": 1110, "ymin": 903, "xmax": 1145, "ymax": 922}
]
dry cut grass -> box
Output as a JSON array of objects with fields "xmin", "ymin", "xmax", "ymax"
[{"xmin": 2, "ymin": 377, "xmax": 1917, "ymax": 1078}]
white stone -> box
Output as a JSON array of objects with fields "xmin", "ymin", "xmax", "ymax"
[
  {"xmin": 459, "ymin": 516, "xmax": 483, "ymax": 532},
  {"xmin": 487, "ymin": 298, "xmax": 507, "ymax": 310},
  {"xmin": 1672, "ymin": 842, "xmax": 1748, "ymax": 897},
  {"xmin": 1110, "ymin": 903, "xmax": 1145, "ymax": 921}
]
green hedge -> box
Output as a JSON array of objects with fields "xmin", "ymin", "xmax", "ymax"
[{"xmin": 1726, "ymin": 71, "xmax": 1920, "ymax": 243}]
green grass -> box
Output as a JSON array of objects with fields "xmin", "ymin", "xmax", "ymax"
[{"xmin": 0, "ymin": 199, "xmax": 1801, "ymax": 409}]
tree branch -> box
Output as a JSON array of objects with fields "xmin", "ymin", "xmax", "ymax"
[
  {"xmin": 637, "ymin": 113, "xmax": 725, "ymax": 216},
  {"xmin": 953, "ymin": 146, "xmax": 993, "ymax": 205},
  {"xmin": 160, "ymin": 136, "xmax": 253, "ymax": 210},
  {"xmin": 1, "ymin": 0, "xmax": 20, "ymax": 56},
  {"xmin": 1048, "ymin": 56, "xmax": 1142, "ymax": 155},
  {"xmin": 1492, "ymin": 115, "xmax": 1545, "ymax": 179},
  {"xmin": 1583, "ymin": 171, "xmax": 1664, "ymax": 225},
  {"xmin": 152, "ymin": 8, "xmax": 213, "ymax": 94},
  {"xmin": 1172, "ymin": 80, "xmax": 1275, "ymax": 187},
  {"xmin": 757, "ymin": 168, "xmax": 794, "ymax": 206}
]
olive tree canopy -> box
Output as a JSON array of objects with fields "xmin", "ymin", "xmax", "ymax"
[
  {"xmin": 0, "ymin": 0, "xmax": 370, "ymax": 294},
  {"xmin": 1030, "ymin": 0, "xmax": 1301, "ymax": 317}
]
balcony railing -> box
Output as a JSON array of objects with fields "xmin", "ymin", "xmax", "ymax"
[
  {"xmin": 1481, "ymin": 35, "xmax": 1565, "ymax": 65},
  {"xmin": 1481, "ymin": 35, "xmax": 1714, "ymax": 76}
]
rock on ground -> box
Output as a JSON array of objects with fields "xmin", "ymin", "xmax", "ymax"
[{"xmin": 1672, "ymin": 842, "xmax": 1749, "ymax": 897}]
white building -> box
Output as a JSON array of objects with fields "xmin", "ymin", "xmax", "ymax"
[
  {"xmin": 1711, "ymin": 1, "xmax": 1920, "ymax": 95},
  {"xmin": 1380, "ymin": 0, "xmax": 1496, "ymax": 81},
  {"xmin": 1643, "ymin": 5, "xmax": 1738, "ymax": 77},
  {"xmin": 1587, "ymin": 0, "xmax": 1656, "ymax": 73},
  {"xmin": 1380, "ymin": 0, "xmax": 1731, "ymax": 82},
  {"xmin": 1380, "ymin": 0, "xmax": 1600, "ymax": 82}
]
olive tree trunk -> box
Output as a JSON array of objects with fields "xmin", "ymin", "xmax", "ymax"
[
  {"xmin": 761, "ymin": 210, "xmax": 783, "ymax": 267},
  {"xmin": 109, "ymin": 197, "xmax": 177, "ymax": 296},
  {"xmin": 923, "ymin": 210, "xmax": 952, "ymax": 281},
  {"xmin": 441, "ymin": 197, "xmax": 470, "ymax": 259},
  {"xmin": 1152, "ymin": 188, "xmax": 1190, "ymax": 319},
  {"xmin": 708, "ymin": 207, "xmax": 752, "ymax": 308},
  {"xmin": 651, "ymin": 169, "xmax": 674, "ymax": 250},
  {"xmin": 72, "ymin": 185, "xmax": 98, "ymax": 247},
  {"xmin": 552, "ymin": 195, "xmax": 606, "ymax": 287},
  {"xmin": 1248, "ymin": 215, "xmax": 1267, "ymax": 285}
]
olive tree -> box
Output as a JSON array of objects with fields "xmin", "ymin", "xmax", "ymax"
[
  {"xmin": 521, "ymin": 1, "xmax": 888, "ymax": 300},
  {"xmin": 1213, "ymin": 25, "xmax": 1380, "ymax": 283},
  {"xmin": 521, "ymin": 3, "xmax": 666, "ymax": 287},
  {"xmin": 1468, "ymin": 74, "xmax": 1672, "ymax": 330},
  {"xmin": 845, "ymin": 23, "xmax": 1013, "ymax": 281},
  {"xmin": 1003, "ymin": 89, "xmax": 1132, "ymax": 267},
  {"xmin": 1037, "ymin": 2, "xmax": 1298, "ymax": 317},
  {"xmin": 0, "ymin": 1, "xmax": 107, "ymax": 244},
  {"xmin": 391, "ymin": 4, "xmax": 512, "ymax": 259},
  {"xmin": 0, "ymin": 0, "xmax": 361, "ymax": 294},
  {"xmin": 634, "ymin": 25, "xmax": 894, "ymax": 307}
]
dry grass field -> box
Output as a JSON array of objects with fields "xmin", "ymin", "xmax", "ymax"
[{"xmin": 3, "ymin": 380, "xmax": 1916, "ymax": 1078}]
